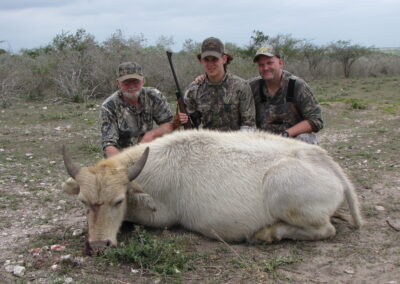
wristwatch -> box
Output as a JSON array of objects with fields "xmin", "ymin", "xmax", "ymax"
[{"xmin": 281, "ymin": 131, "xmax": 290, "ymax": 137}]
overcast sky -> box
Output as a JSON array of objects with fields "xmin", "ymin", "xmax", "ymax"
[{"xmin": 1, "ymin": 0, "xmax": 399, "ymax": 52}]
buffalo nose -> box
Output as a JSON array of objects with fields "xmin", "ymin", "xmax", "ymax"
[{"xmin": 86, "ymin": 240, "xmax": 115, "ymax": 255}]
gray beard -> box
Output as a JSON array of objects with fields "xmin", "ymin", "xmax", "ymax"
[{"xmin": 122, "ymin": 89, "xmax": 141, "ymax": 99}]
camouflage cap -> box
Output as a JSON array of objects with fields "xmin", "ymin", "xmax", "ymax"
[
  {"xmin": 199, "ymin": 37, "xmax": 225, "ymax": 59},
  {"xmin": 117, "ymin": 62, "xmax": 144, "ymax": 81},
  {"xmin": 253, "ymin": 46, "xmax": 280, "ymax": 62}
]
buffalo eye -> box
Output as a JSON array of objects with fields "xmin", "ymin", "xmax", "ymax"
[
  {"xmin": 114, "ymin": 199, "xmax": 124, "ymax": 207},
  {"xmin": 79, "ymin": 199, "xmax": 88, "ymax": 206}
]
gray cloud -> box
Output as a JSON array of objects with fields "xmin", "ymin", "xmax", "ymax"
[
  {"xmin": 0, "ymin": 0, "xmax": 75, "ymax": 10},
  {"xmin": 0, "ymin": 0, "xmax": 399, "ymax": 52}
]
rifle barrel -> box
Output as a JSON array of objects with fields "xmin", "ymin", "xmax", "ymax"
[{"xmin": 166, "ymin": 51, "xmax": 192, "ymax": 129}]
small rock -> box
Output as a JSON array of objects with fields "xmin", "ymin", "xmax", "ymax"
[
  {"xmin": 42, "ymin": 106, "xmax": 47, "ymax": 110},
  {"xmin": 131, "ymin": 268, "xmax": 139, "ymax": 274},
  {"xmin": 344, "ymin": 268, "xmax": 354, "ymax": 274},
  {"xmin": 58, "ymin": 200, "xmax": 67, "ymax": 205},
  {"xmin": 13, "ymin": 265, "xmax": 25, "ymax": 277},
  {"xmin": 61, "ymin": 255, "xmax": 72, "ymax": 261},
  {"xmin": 51, "ymin": 264, "xmax": 58, "ymax": 270},
  {"xmin": 375, "ymin": 205, "xmax": 385, "ymax": 211},
  {"xmin": 4, "ymin": 260, "xmax": 11, "ymax": 266},
  {"xmin": 0, "ymin": 148, "xmax": 4, "ymax": 152},
  {"xmin": 386, "ymin": 218, "xmax": 400, "ymax": 231},
  {"xmin": 73, "ymin": 257, "xmax": 85, "ymax": 265},
  {"xmin": 54, "ymin": 126, "xmax": 61, "ymax": 131},
  {"xmin": 64, "ymin": 277, "xmax": 73, "ymax": 284},
  {"xmin": 51, "ymin": 244, "xmax": 66, "ymax": 251},
  {"xmin": 5, "ymin": 265, "xmax": 14, "ymax": 273},
  {"xmin": 41, "ymin": 246, "xmax": 50, "ymax": 251},
  {"xmin": 72, "ymin": 229, "xmax": 83, "ymax": 236},
  {"xmin": 384, "ymin": 281, "xmax": 397, "ymax": 284}
]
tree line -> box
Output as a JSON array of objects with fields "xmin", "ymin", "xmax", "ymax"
[{"xmin": 1, "ymin": 29, "xmax": 399, "ymax": 107}]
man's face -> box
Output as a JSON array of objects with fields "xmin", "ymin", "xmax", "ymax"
[
  {"xmin": 257, "ymin": 56, "xmax": 283, "ymax": 82},
  {"xmin": 117, "ymin": 78, "xmax": 144, "ymax": 99},
  {"xmin": 200, "ymin": 55, "xmax": 227, "ymax": 78}
]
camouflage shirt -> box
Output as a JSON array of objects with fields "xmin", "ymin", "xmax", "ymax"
[
  {"xmin": 100, "ymin": 87, "xmax": 173, "ymax": 149},
  {"xmin": 184, "ymin": 72, "xmax": 256, "ymax": 131},
  {"xmin": 248, "ymin": 70, "xmax": 323, "ymax": 134}
]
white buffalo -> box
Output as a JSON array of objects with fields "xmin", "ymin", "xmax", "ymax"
[{"xmin": 62, "ymin": 130, "xmax": 362, "ymax": 254}]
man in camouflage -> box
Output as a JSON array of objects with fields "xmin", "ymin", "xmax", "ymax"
[
  {"xmin": 180, "ymin": 37, "xmax": 256, "ymax": 131},
  {"xmin": 248, "ymin": 46, "xmax": 323, "ymax": 144},
  {"xmin": 100, "ymin": 61, "xmax": 175, "ymax": 157}
]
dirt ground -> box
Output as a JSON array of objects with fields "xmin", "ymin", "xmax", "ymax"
[{"xmin": 1, "ymin": 78, "xmax": 399, "ymax": 283}]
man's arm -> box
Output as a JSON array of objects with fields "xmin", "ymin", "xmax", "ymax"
[
  {"xmin": 183, "ymin": 83, "xmax": 203, "ymax": 128},
  {"xmin": 284, "ymin": 120, "xmax": 314, "ymax": 137},
  {"xmin": 100, "ymin": 103, "xmax": 121, "ymax": 157},
  {"xmin": 287, "ymin": 81, "xmax": 323, "ymax": 136},
  {"xmin": 139, "ymin": 88, "xmax": 174, "ymax": 144},
  {"xmin": 239, "ymin": 82, "xmax": 257, "ymax": 129},
  {"xmin": 140, "ymin": 122, "xmax": 173, "ymax": 143}
]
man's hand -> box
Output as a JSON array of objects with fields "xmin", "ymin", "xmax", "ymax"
[
  {"xmin": 194, "ymin": 74, "xmax": 206, "ymax": 84},
  {"xmin": 104, "ymin": 145, "xmax": 120, "ymax": 158},
  {"xmin": 172, "ymin": 112, "xmax": 189, "ymax": 129},
  {"xmin": 178, "ymin": 112, "xmax": 189, "ymax": 124}
]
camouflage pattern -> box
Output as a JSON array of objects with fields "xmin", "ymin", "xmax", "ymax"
[
  {"xmin": 248, "ymin": 70, "xmax": 323, "ymax": 135},
  {"xmin": 117, "ymin": 62, "xmax": 144, "ymax": 81},
  {"xmin": 253, "ymin": 45, "xmax": 281, "ymax": 62},
  {"xmin": 100, "ymin": 87, "xmax": 173, "ymax": 149},
  {"xmin": 199, "ymin": 37, "xmax": 225, "ymax": 59},
  {"xmin": 184, "ymin": 72, "xmax": 256, "ymax": 131}
]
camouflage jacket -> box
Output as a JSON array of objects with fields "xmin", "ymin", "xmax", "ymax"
[
  {"xmin": 100, "ymin": 87, "xmax": 173, "ymax": 149},
  {"xmin": 184, "ymin": 72, "xmax": 256, "ymax": 131},
  {"xmin": 248, "ymin": 70, "xmax": 323, "ymax": 134}
]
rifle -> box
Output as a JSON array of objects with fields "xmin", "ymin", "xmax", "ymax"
[{"xmin": 166, "ymin": 51, "xmax": 193, "ymax": 129}]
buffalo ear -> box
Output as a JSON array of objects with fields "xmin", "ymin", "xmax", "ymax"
[
  {"xmin": 128, "ymin": 147, "xmax": 149, "ymax": 181},
  {"xmin": 62, "ymin": 146, "xmax": 81, "ymax": 178},
  {"xmin": 127, "ymin": 189, "xmax": 157, "ymax": 212},
  {"xmin": 128, "ymin": 181, "xmax": 145, "ymax": 194},
  {"xmin": 62, "ymin": 177, "xmax": 80, "ymax": 195}
]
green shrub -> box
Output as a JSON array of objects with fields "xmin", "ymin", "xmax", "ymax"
[
  {"xmin": 348, "ymin": 98, "xmax": 367, "ymax": 109},
  {"xmin": 101, "ymin": 227, "xmax": 195, "ymax": 278}
]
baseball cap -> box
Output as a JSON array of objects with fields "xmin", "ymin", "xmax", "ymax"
[
  {"xmin": 117, "ymin": 62, "xmax": 144, "ymax": 81},
  {"xmin": 253, "ymin": 46, "xmax": 281, "ymax": 62},
  {"xmin": 199, "ymin": 37, "xmax": 225, "ymax": 59}
]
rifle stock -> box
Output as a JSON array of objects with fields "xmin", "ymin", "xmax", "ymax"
[{"xmin": 166, "ymin": 51, "xmax": 193, "ymax": 129}]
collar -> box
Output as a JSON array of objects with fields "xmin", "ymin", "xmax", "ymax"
[{"xmin": 205, "ymin": 72, "xmax": 229, "ymax": 86}]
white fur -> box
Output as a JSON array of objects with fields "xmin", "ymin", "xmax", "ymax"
[{"xmin": 111, "ymin": 129, "xmax": 363, "ymax": 242}]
